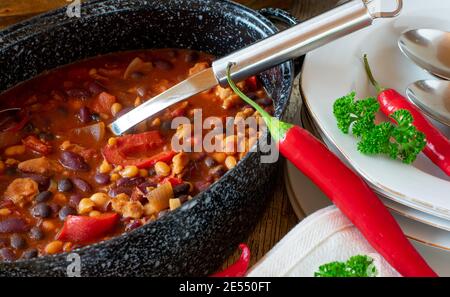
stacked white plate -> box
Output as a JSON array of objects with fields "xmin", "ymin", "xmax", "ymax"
[{"xmin": 285, "ymin": 0, "xmax": 450, "ymax": 276}]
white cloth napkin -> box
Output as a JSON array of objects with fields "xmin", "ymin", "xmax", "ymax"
[{"xmin": 247, "ymin": 206, "xmax": 400, "ymax": 277}]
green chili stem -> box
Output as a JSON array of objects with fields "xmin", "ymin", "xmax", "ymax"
[
  {"xmin": 225, "ymin": 63, "xmax": 293, "ymax": 142},
  {"xmin": 363, "ymin": 54, "xmax": 384, "ymax": 94}
]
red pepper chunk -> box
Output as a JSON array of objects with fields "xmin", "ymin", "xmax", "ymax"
[
  {"xmin": 57, "ymin": 213, "xmax": 119, "ymax": 243},
  {"xmin": 23, "ymin": 135, "xmax": 52, "ymax": 155},
  {"xmin": 211, "ymin": 244, "xmax": 250, "ymax": 277},
  {"xmin": 102, "ymin": 131, "xmax": 174, "ymax": 168}
]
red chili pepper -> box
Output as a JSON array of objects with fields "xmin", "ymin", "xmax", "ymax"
[
  {"xmin": 364, "ymin": 55, "xmax": 450, "ymax": 176},
  {"xmin": 56, "ymin": 213, "xmax": 119, "ymax": 243},
  {"xmin": 226, "ymin": 65, "xmax": 437, "ymax": 277},
  {"xmin": 211, "ymin": 244, "xmax": 250, "ymax": 277},
  {"xmin": 102, "ymin": 131, "xmax": 174, "ymax": 168}
]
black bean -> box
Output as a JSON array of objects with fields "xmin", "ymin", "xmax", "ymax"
[
  {"xmin": 58, "ymin": 178, "xmax": 73, "ymax": 192},
  {"xmin": 94, "ymin": 173, "xmax": 110, "ymax": 185},
  {"xmin": 153, "ymin": 59, "xmax": 174, "ymax": 71},
  {"xmin": 22, "ymin": 248, "xmax": 38, "ymax": 259},
  {"xmin": 160, "ymin": 121, "xmax": 172, "ymax": 133},
  {"xmin": 0, "ymin": 248, "xmax": 15, "ymax": 261},
  {"xmin": 68, "ymin": 194, "xmax": 83, "ymax": 208},
  {"xmin": 5, "ymin": 167, "xmax": 17, "ymax": 176},
  {"xmin": 78, "ymin": 106, "xmax": 91, "ymax": 124},
  {"xmin": 210, "ymin": 165, "xmax": 226, "ymax": 178},
  {"xmin": 31, "ymin": 203, "xmax": 52, "ymax": 218},
  {"xmin": 87, "ymin": 81, "xmax": 106, "ymax": 95},
  {"xmin": 255, "ymin": 97, "xmax": 273, "ymax": 107},
  {"xmin": 29, "ymin": 227, "xmax": 44, "ymax": 241},
  {"xmin": 60, "ymin": 151, "xmax": 89, "ymax": 171},
  {"xmin": 38, "ymin": 131, "xmax": 55, "ymax": 141},
  {"xmin": 185, "ymin": 51, "xmax": 199, "ymax": 63},
  {"xmin": 173, "ymin": 183, "xmax": 190, "ymax": 196},
  {"xmin": 59, "ymin": 206, "xmax": 77, "ymax": 221},
  {"xmin": 108, "ymin": 187, "xmax": 133, "ymax": 197},
  {"xmin": 35, "ymin": 191, "xmax": 53, "ymax": 203},
  {"xmin": 10, "ymin": 234, "xmax": 27, "ymax": 249},
  {"xmin": 204, "ymin": 156, "xmax": 216, "ymax": 168},
  {"xmin": 116, "ymin": 177, "xmax": 145, "ymax": 188},
  {"xmin": 0, "ymin": 218, "xmax": 29, "ymax": 233},
  {"xmin": 71, "ymin": 177, "xmax": 92, "ymax": 193},
  {"xmin": 66, "ymin": 88, "xmax": 89, "ymax": 100},
  {"xmin": 91, "ymin": 113, "xmax": 101, "ymax": 122}
]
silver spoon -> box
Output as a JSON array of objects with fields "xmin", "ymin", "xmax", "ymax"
[
  {"xmin": 406, "ymin": 80, "xmax": 450, "ymax": 126},
  {"xmin": 399, "ymin": 29, "xmax": 450, "ymax": 80}
]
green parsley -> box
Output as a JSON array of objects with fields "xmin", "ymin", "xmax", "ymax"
[
  {"xmin": 333, "ymin": 92, "xmax": 426, "ymax": 164},
  {"xmin": 315, "ymin": 255, "xmax": 378, "ymax": 277}
]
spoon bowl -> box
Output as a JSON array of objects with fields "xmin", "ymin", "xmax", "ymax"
[
  {"xmin": 406, "ymin": 80, "xmax": 450, "ymax": 127},
  {"xmin": 399, "ymin": 29, "xmax": 450, "ymax": 80}
]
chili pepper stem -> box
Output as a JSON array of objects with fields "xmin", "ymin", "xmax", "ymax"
[
  {"xmin": 226, "ymin": 63, "xmax": 293, "ymax": 142},
  {"xmin": 363, "ymin": 54, "xmax": 385, "ymax": 94}
]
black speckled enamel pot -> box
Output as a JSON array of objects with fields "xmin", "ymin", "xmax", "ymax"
[{"xmin": 0, "ymin": 0, "xmax": 299, "ymax": 276}]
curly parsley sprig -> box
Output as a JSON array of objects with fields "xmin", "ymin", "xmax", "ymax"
[
  {"xmin": 333, "ymin": 92, "xmax": 426, "ymax": 164},
  {"xmin": 315, "ymin": 255, "xmax": 378, "ymax": 277}
]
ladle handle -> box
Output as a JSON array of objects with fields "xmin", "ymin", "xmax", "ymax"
[{"xmin": 213, "ymin": 0, "xmax": 403, "ymax": 86}]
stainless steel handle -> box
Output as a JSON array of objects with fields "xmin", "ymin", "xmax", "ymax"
[{"xmin": 213, "ymin": 0, "xmax": 402, "ymax": 86}]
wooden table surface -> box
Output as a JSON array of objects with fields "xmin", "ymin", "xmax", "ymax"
[{"xmin": 0, "ymin": 0, "xmax": 341, "ymax": 271}]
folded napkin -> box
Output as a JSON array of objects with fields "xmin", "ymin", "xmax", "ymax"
[{"xmin": 247, "ymin": 206, "xmax": 400, "ymax": 277}]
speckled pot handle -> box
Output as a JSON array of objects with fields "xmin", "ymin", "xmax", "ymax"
[{"xmin": 258, "ymin": 8, "xmax": 304, "ymax": 77}]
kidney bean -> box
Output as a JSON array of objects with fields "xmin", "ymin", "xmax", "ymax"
[
  {"xmin": 87, "ymin": 81, "xmax": 106, "ymax": 95},
  {"xmin": 0, "ymin": 218, "xmax": 29, "ymax": 233},
  {"xmin": 21, "ymin": 174, "xmax": 50, "ymax": 191},
  {"xmin": 78, "ymin": 106, "xmax": 91, "ymax": 124},
  {"xmin": 94, "ymin": 173, "xmax": 110, "ymax": 185},
  {"xmin": 204, "ymin": 156, "xmax": 216, "ymax": 168},
  {"xmin": 59, "ymin": 206, "xmax": 77, "ymax": 221},
  {"xmin": 68, "ymin": 194, "xmax": 83, "ymax": 208},
  {"xmin": 185, "ymin": 51, "xmax": 199, "ymax": 63},
  {"xmin": 71, "ymin": 177, "xmax": 92, "ymax": 193},
  {"xmin": 22, "ymin": 248, "xmax": 38, "ymax": 259},
  {"xmin": 58, "ymin": 178, "xmax": 73, "ymax": 192},
  {"xmin": 173, "ymin": 183, "xmax": 190, "ymax": 196},
  {"xmin": 29, "ymin": 227, "xmax": 44, "ymax": 241},
  {"xmin": 125, "ymin": 219, "xmax": 142, "ymax": 232},
  {"xmin": 32, "ymin": 203, "xmax": 52, "ymax": 218},
  {"xmin": 137, "ymin": 181, "xmax": 157, "ymax": 194},
  {"xmin": 66, "ymin": 88, "xmax": 89, "ymax": 100},
  {"xmin": 0, "ymin": 248, "xmax": 16, "ymax": 261},
  {"xmin": 48, "ymin": 202, "xmax": 61, "ymax": 214},
  {"xmin": 153, "ymin": 59, "xmax": 174, "ymax": 71},
  {"xmin": 210, "ymin": 165, "xmax": 226, "ymax": 178},
  {"xmin": 60, "ymin": 151, "xmax": 90, "ymax": 171},
  {"xmin": 10, "ymin": 234, "xmax": 27, "ymax": 249},
  {"xmin": 108, "ymin": 187, "xmax": 133, "ymax": 197},
  {"xmin": 130, "ymin": 71, "xmax": 144, "ymax": 80},
  {"xmin": 178, "ymin": 195, "xmax": 189, "ymax": 203},
  {"xmin": 35, "ymin": 191, "xmax": 52, "ymax": 203},
  {"xmin": 116, "ymin": 177, "xmax": 145, "ymax": 188}
]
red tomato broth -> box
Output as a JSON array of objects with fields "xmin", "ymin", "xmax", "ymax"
[{"xmin": 0, "ymin": 49, "xmax": 272, "ymax": 260}]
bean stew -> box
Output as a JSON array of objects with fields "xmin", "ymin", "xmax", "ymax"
[{"xmin": 0, "ymin": 49, "xmax": 273, "ymax": 261}]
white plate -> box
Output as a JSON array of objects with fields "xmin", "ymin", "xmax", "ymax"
[
  {"xmin": 302, "ymin": 106, "xmax": 450, "ymax": 231},
  {"xmin": 301, "ymin": 0, "xmax": 450, "ymax": 220}
]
